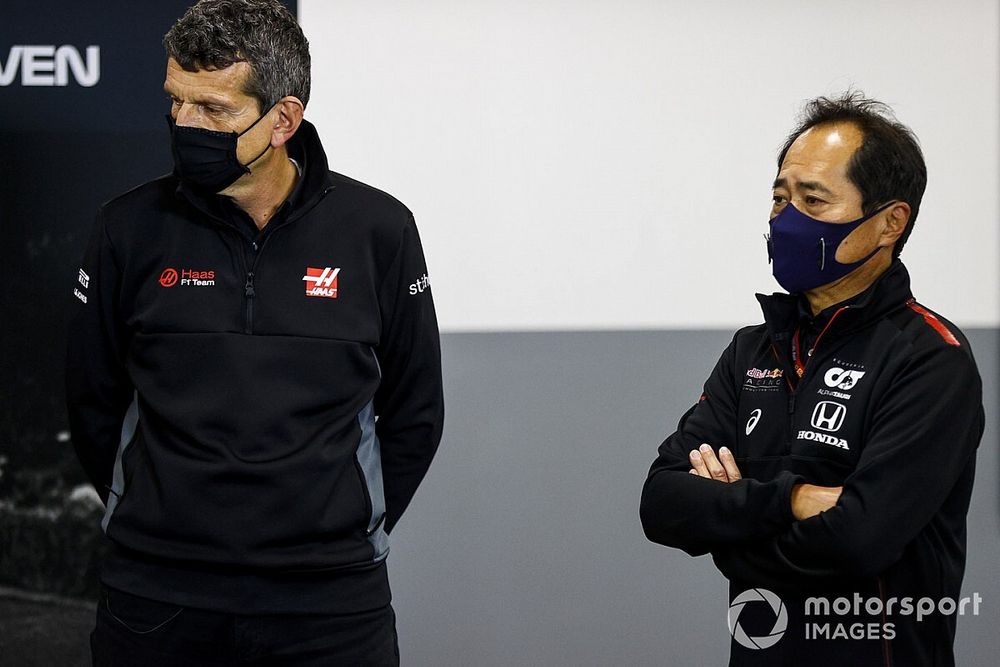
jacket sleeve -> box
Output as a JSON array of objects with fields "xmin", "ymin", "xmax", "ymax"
[
  {"xmin": 65, "ymin": 209, "xmax": 134, "ymax": 504},
  {"xmin": 373, "ymin": 214, "xmax": 444, "ymax": 533},
  {"xmin": 712, "ymin": 344, "xmax": 983, "ymax": 590},
  {"xmin": 640, "ymin": 332, "xmax": 802, "ymax": 556}
]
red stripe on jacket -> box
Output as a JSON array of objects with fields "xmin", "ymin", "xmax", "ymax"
[{"xmin": 907, "ymin": 301, "xmax": 961, "ymax": 347}]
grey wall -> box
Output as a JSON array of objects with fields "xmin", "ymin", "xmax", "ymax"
[{"xmin": 388, "ymin": 329, "xmax": 1000, "ymax": 666}]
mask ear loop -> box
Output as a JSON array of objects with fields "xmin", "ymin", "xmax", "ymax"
[
  {"xmin": 238, "ymin": 103, "xmax": 279, "ymax": 171},
  {"xmin": 819, "ymin": 237, "xmax": 826, "ymax": 271},
  {"xmin": 764, "ymin": 233, "xmax": 772, "ymax": 263}
]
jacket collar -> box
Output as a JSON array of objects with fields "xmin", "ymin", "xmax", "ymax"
[
  {"xmin": 756, "ymin": 260, "xmax": 914, "ymax": 346},
  {"xmin": 174, "ymin": 119, "xmax": 335, "ymax": 229}
]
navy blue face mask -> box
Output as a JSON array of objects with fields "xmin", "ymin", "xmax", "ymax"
[
  {"xmin": 766, "ymin": 202, "xmax": 893, "ymax": 294},
  {"xmin": 166, "ymin": 106, "xmax": 273, "ymax": 193}
]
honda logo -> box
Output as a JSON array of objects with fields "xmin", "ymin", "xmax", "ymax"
[{"xmin": 810, "ymin": 401, "xmax": 847, "ymax": 432}]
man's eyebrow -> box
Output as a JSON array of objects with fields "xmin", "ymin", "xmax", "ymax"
[
  {"xmin": 771, "ymin": 177, "xmax": 835, "ymax": 196},
  {"xmin": 162, "ymin": 87, "xmax": 235, "ymax": 107},
  {"xmin": 798, "ymin": 180, "xmax": 835, "ymax": 196}
]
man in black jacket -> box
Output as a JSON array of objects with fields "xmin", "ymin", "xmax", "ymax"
[
  {"xmin": 640, "ymin": 93, "xmax": 983, "ymax": 666},
  {"xmin": 66, "ymin": 1, "xmax": 443, "ymax": 664}
]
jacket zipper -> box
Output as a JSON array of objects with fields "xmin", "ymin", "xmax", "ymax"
[
  {"xmin": 243, "ymin": 270, "xmax": 255, "ymax": 334},
  {"xmin": 773, "ymin": 306, "xmax": 849, "ymax": 447},
  {"xmin": 769, "ymin": 343, "xmax": 799, "ymax": 438},
  {"xmin": 225, "ymin": 186, "xmax": 336, "ymax": 335},
  {"xmin": 235, "ymin": 234, "xmax": 272, "ymax": 335},
  {"xmin": 793, "ymin": 305, "xmax": 850, "ymax": 379},
  {"xmin": 787, "ymin": 392, "xmax": 796, "ymax": 437}
]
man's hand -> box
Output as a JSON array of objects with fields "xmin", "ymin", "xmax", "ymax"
[
  {"xmin": 791, "ymin": 484, "xmax": 843, "ymax": 520},
  {"xmin": 688, "ymin": 444, "xmax": 741, "ymax": 483}
]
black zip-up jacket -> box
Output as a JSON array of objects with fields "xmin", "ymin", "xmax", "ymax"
[
  {"xmin": 66, "ymin": 120, "xmax": 444, "ymax": 614},
  {"xmin": 640, "ymin": 261, "xmax": 983, "ymax": 666}
]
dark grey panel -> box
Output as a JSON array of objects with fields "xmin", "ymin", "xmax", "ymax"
[{"xmin": 388, "ymin": 329, "xmax": 999, "ymax": 666}]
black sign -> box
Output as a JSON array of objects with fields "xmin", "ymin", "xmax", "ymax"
[{"xmin": 0, "ymin": 0, "xmax": 295, "ymax": 493}]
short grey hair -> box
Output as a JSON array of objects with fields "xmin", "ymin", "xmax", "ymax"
[{"xmin": 163, "ymin": 0, "xmax": 311, "ymax": 111}]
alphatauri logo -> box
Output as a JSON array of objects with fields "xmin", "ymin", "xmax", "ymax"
[
  {"xmin": 0, "ymin": 45, "xmax": 100, "ymax": 87},
  {"xmin": 824, "ymin": 367, "xmax": 866, "ymax": 391},
  {"xmin": 303, "ymin": 267, "xmax": 340, "ymax": 298}
]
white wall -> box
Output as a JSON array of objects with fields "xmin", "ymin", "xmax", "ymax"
[{"xmin": 300, "ymin": 0, "xmax": 999, "ymax": 332}]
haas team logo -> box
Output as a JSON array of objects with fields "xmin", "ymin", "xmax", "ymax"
[
  {"xmin": 158, "ymin": 267, "xmax": 215, "ymax": 287},
  {"xmin": 303, "ymin": 267, "xmax": 340, "ymax": 299},
  {"xmin": 159, "ymin": 268, "xmax": 179, "ymax": 287}
]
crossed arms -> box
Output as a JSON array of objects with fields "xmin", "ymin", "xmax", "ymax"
[
  {"xmin": 639, "ymin": 333, "xmax": 983, "ymax": 592},
  {"xmin": 687, "ymin": 443, "xmax": 841, "ymax": 522}
]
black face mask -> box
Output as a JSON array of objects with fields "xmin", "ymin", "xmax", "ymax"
[{"xmin": 166, "ymin": 107, "xmax": 273, "ymax": 193}]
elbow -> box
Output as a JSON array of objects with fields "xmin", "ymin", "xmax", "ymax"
[
  {"xmin": 639, "ymin": 477, "xmax": 673, "ymax": 546},
  {"xmin": 639, "ymin": 478, "xmax": 701, "ymax": 553},
  {"xmin": 639, "ymin": 476, "xmax": 672, "ymax": 546},
  {"xmin": 639, "ymin": 494, "xmax": 667, "ymax": 545}
]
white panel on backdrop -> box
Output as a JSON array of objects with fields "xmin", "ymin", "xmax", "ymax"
[{"xmin": 300, "ymin": 0, "xmax": 999, "ymax": 331}]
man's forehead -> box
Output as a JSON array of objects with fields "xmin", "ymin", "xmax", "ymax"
[
  {"xmin": 798, "ymin": 122, "xmax": 863, "ymax": 150},
  {"xmin": 163, "ymin": 58, "xmax": 253, "ymax": 100},
  {"xmin": 777, "ymin": 122, "xmax": 862, "ymax": 182}
]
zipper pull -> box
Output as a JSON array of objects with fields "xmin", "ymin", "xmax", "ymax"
[{"xmin": 244, "ymin": 272, "xmax": 255, "ymax": 297}]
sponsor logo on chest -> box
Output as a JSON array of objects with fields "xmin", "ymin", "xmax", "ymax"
[
  {"xmin": 744, "ymin": 367, "xmax": 784, "ymax": 392},
  {"xmin": 797, "ymin": 401, "xmax": 850, "ymax": 450},
  {"xmin": 815, "ymin": 358, "xmax": 867, "ymax": 401},
  {"xmin": 158, "ymin": 267, "xmax": 216, "ymax": 287},
  {"xmin": 303, "ymin": 266, "xmax": 340, "ymax": 299},
  {"xmin": 823, "ymin": 367, "xmax": 866, "ymax": 390},
  {"xmin": 745, "ymin": 409, "xmax": 763, "ymax": 435}
]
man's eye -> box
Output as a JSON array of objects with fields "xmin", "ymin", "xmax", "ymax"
[
  {"xmin": 804, "ymin": 196, "xmax": 823, "ymax": 206},
  {"xmin": 772, "ymin": 194, "xmax": 786, "ymax": 205}
]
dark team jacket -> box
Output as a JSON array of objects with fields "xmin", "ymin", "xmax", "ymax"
[
  {"xmin": 65, "ymin": 120, "xmax": 444, "ymax": 614},
  {"xmin": 640, "ymin": 261, "xmax": 983, "ymax": 666}
]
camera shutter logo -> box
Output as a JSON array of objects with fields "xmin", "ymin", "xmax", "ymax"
[
  {"xmin": 728, "ymin": 588, "xmax": 787, "ymax": 650},
  {"xmin": 811, "ymin": 401, "xmax": 847, "ymax": 432}
]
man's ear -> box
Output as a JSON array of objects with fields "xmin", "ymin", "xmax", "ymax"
[
  {"xmin": 879, "ymin": 201, "xmax": 910, "ymax": 248},
  {"xmin": 270, "ymin": 96, "xmax": 305, "ymax": 148}
]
